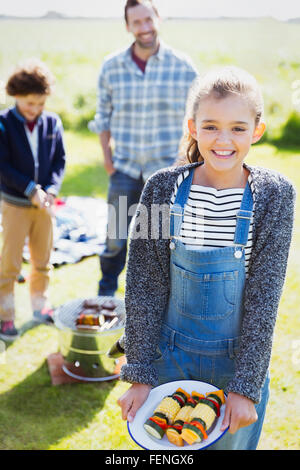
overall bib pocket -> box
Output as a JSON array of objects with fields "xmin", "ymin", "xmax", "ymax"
[
  {"xmin": 172, "ymin": 262, "xmax": 238, "ymax": 320},
  {"xmin": 153, "ymin": 331, "xmax": 170, "ymax": 361}
]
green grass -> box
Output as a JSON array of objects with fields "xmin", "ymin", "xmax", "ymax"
[
  {"xmin": 0, "ymin": 131, "xmax": 299, "ymax": 450},
  {"xmin": 61, "ymin": 131, "xmax": 109, "ymax": 198}
]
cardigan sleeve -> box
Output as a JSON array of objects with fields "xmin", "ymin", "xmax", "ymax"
[
  {"xmin": 226, "ymin": 180, "xmax": 296, "ymax": 403},
  {"xmin": 120, "ymin": 176, "xmax": 170, "ymax": 386}
]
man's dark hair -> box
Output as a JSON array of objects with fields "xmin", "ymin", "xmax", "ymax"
[{"xmin": 124, "ymin": 0, "xmax": 159, "ymax": 24}]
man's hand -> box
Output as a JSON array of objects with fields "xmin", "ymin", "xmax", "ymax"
[
  {"xmin": 220, "ymin": 392, "xmax": 258, "ymax": 434},
  {"xmin": 104, "ymin": 159, "xmax": 116, "ymax": 176},
  {"xmin": 117, "ymin": 383, "xmax": 152, "ymax": 423},
  {"xmin": 99, "ymin": 130, "xmax": 116, "ymax": 176}
]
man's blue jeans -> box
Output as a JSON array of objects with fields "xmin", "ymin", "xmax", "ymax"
[{"xmin": 98, "ymin": 170, "xmax": 145, "ymax": 296}]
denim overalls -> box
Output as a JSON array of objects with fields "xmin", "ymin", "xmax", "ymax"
[{"xmin": 154, "ymin": 168, "xmax": 269, "ymax": 450}]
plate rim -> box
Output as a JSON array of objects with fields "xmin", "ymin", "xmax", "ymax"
[{"xmin": 127, "ymin": 379, "xmax": 229, "ymax": 450}]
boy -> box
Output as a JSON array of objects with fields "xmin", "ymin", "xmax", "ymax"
[{"xmin": 0, "ymin": 58, "xmax": 66, "ymax": 340}]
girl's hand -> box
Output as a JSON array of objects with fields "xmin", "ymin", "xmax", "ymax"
[
  {"xmin": 117, "ymin": 383, "xmax": 152, "ymax": 423},
  {"xmin": 220, "ymin": 392, "xmax": 258, "ymax": 434}
]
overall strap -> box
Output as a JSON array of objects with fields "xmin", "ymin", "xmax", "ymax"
[
  {"xmin": 234, "ymin": 181, "xmax": 253, "ymax": 247},
  {"xmin": 170, "ymin": 169, "xmax": 195, "ymax": 238}
]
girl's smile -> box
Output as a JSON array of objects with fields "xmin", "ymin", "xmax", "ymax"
[{"xmin": 211, "ymin": 149, "xmax": 236, "ymax": 158}]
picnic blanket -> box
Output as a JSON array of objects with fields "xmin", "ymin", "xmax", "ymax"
[{"xmin": 22, "ymin": 196, "xmax": 108, "ymax": 267}]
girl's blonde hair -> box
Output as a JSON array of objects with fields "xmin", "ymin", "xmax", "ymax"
[{"xmin": 179, "ymin": 66, "xmax": 264, "ymax": 164}]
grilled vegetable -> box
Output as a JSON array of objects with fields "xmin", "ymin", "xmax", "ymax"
[
  {"xmin": 206, "ymin": 393, "xmax": 222, "ymax": 408},
  {"xmin": 144, "ymin": 419, "xmax": 165, "ymax": 439},
  {"xmin": 173, "ymin": 401, "xmax": 195, "ymax": 424},
  {"xmin": 76, "ymin": 312, "xmax": 100, "ymax": 326},
  {"xmin": 153, "ymin": 389, "xmax": 187, "ymax": 424},
  {"xmin": 175, "ymin": 388, "xmax": 190, "ymax": 401},
  {"xmin": 181, "ymin": 390, "xmax": 226, "ymax": 445},
  {"xmin": 154, "ymin": 396, "xmax": 181, "ymax": 425},
  {"xmin": 206, "ymin": 389, "xmax": 225, "ymax": 405},
  {"xmin": 144, "ymin": 388, "xmax": 187, "ymax": 440},
  {"xmin": 172, "ymin": 391, "xmax": 188, "ymax": 406},
  {"xmin": 181, "ymin": 423, "xmax": 204, "ymax": 444},
  {"xmin": 166, "ymin": 427, "xmax": 184, "ymax": 447},
  {"xmin": 191, "ymin": 391, "xmax": 205, "ymax": 401},
  {"xmin": 152, "ymin": 412, "xmax": 168, "ymax": 426},
  {"xmin": 144, "ymin": 387, "xmax": 225, "ymax": 446},
  {"xmin": 190, "ymin": 401, "xmax": 217, "ymax": 430},
  {"xmin": 166, "ymin": 396, "xmax": 195, "ymax": 445},
  {"xmin": 189, "ymin": 419, "xmax": 207, "ymax": 439}
]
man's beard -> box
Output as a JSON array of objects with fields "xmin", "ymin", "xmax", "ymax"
[{"xmin": 135, "ymin": 31, "xmax": 157, "ymax": 50}]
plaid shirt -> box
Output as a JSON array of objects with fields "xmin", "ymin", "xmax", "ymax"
[{"xmin": 88, "ymin": 41, "xmax": 198, "ymax": 180}]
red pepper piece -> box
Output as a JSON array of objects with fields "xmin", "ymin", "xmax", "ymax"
[
  {"xmin": 149, "ymin": 417, "xmax": 168, "ymax": 430},
  {"xmin": 190, "ymin": 420, "xmax": 208, "ymax": 440},
  {"xmin": 168, "ymin": 424, "xmax": 183, "ymax": 431},
  {"xmin": 205, "ymin": 398, "xmax": 220, "ymax": 416},
  {"xmin": 172, "ymin": 394, "xmax": 185, "ymax": 406}
]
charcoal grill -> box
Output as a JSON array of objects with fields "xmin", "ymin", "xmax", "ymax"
[{"xmin": 54, "ymin": 296, "xmax": 125, "ymax": 381}]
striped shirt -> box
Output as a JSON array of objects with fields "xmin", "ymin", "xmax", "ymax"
[
  {"xmin": 88, "ymin": 41, "xmax": 197, "ymax": 180},
  {"xmin": 170, "ymin": 170, "xmax": 255, "ymax": 273}
]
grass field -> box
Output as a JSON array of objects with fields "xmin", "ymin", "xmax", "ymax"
[{"xmin": 0, "ymin": 18, "xmax": 299, "ymax": 450}]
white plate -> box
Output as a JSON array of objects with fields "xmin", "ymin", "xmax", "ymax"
[{"xmin": 127, "ymin": 380, "xmax": 228, "ymax": 450}]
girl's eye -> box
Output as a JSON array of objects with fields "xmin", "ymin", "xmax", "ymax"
[
  {"xmin": 203, "ymin": 126, "xmax": 217, "ymax": 131},
  {"xmin": 233, "ymin": 127, "xmax": 246, "ymax": 132}
]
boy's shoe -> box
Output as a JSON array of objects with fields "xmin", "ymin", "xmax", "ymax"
[
  {"xmin": 33, "ymin": 307, "xmax": 54, "ymax": 325},
  {"xmin": 0, "ymin": 320, "xmax": 19, "ymax": 341}
]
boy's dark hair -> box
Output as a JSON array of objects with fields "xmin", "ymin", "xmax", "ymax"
[
  {"xmin": 6, "ymin": 58, "xmax": 54, "ymax": 96},
  {"xmin": 124, "ymin": 0, "xmax": 159, "ymax": 23}
]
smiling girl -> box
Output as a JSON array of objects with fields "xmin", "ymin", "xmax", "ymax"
[{"xmin": 117, "ymin": 66, "xmax": 296, "ymax": 450}]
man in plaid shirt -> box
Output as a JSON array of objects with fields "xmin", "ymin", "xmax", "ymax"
[{"xmin": 89, "ymin": 0, "xmax": 197, "ymax": 296}]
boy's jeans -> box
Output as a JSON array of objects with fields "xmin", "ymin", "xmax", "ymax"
[{"xmin": 98, "ymin": 170, "xmax": 144, "ymax": 296}]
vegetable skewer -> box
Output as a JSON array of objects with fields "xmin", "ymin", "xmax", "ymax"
[{"xmin": 143, "ymin": 388, "xmax": 189, "ymax": 439}]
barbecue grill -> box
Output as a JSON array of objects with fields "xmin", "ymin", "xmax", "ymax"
[{"xmin": 54, "ymin": 296, "xmax": 125, "ymax": 381}]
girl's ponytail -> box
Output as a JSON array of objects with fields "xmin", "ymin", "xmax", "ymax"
[{"xmin": 179, "ymin": 132, "xmax": 204, "ymax": 164}]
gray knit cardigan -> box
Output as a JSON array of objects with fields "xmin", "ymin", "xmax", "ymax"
[{"xmin": 120, "ymin": 161, "xmax": 296, "ymax": 403}]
